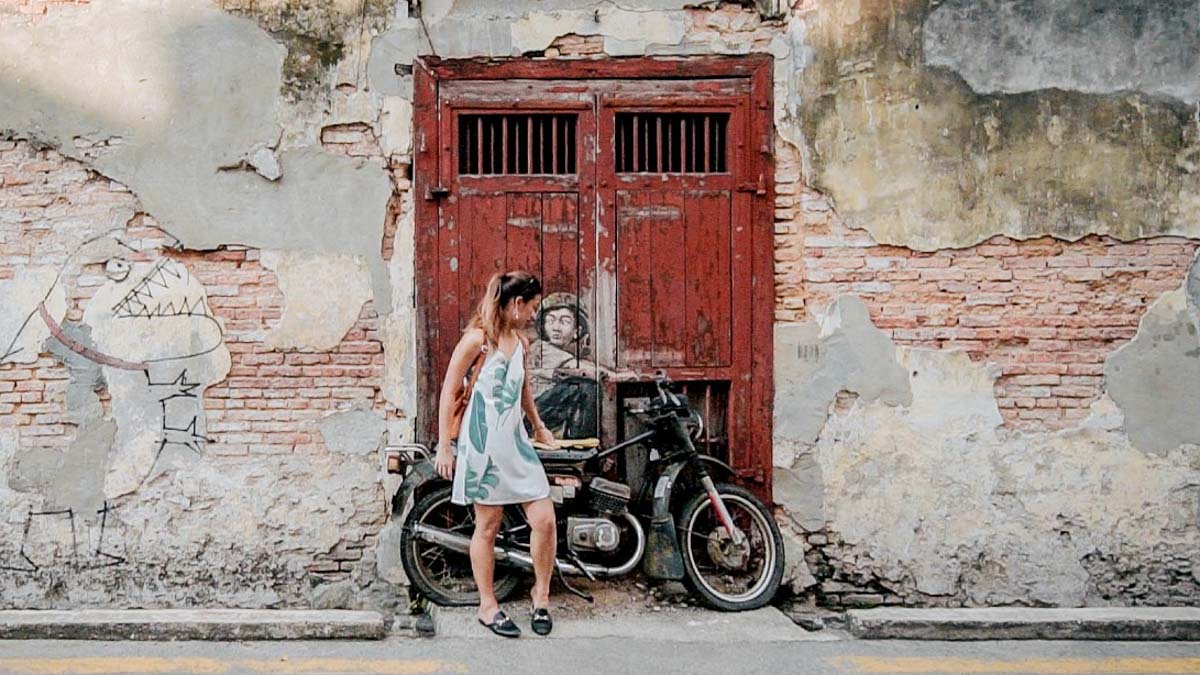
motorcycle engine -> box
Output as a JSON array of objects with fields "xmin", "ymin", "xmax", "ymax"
[{"xmin": 567, "ymin": 516, "xmax": 622, "ymax": 553}]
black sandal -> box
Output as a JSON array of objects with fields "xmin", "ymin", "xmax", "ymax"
[
  {"xmin": 530, "ymin": 607, "xmax": 553, "ymax": 636},
  {"xmin": 478, "ymin": 610, "xmax": 521, "ymax": 638}
]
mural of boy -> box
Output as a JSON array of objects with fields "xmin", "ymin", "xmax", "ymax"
[{"xmin": 527, "ymin": 292, "xmax": 604, "ymax": 440}]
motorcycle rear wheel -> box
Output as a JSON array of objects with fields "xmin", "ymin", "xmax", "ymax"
[
  {"xmin": 400, "ymin": 486, "xmax": 521, "ymax": 606},
  {"xmin": 677, "ymin": 483, "xmax": 785, "ymax": 611}
]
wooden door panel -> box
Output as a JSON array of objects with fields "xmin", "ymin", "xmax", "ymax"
[
  {"xmin": 505, "ymin": 193, "xmax": 543, "ymax": 275},
  {"xmin": 614, "ymin": 190, "xmax": 733, "ymax": 369},
  {"xmin": 541, "ymin": 193, "xmax": 580, "ymax": 307},
  {"xmin": 685, "ymin": 191, "xmax": 732, "ymax": 367},
  {"xmin": 457, "ymin": 193, "xmax": 507, "ymax": 330},
  {"xmin": 615, "ymin": 190, "xmax": 656, "ymax": 367},
  {"xmin": 648, "ymin": 192, "xmax": 688, "ymax": 368}
]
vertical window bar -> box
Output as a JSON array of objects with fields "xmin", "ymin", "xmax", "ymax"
[
  {"xmin": 475, "ymin": 117, "xmax": 483, "ymax": 176},
  {"xmin": 656, "ymin": 116, "xmax": 664, "ymax": 173},
  {"xmin": 525, "ymin": 116, "xmax": 533, "ymax": 175},
  {"xmin": 501, "ymin": 117, "xmax": 509, "ymax": 175},
  {"xmin": 551, "ymin": 115, "xmax": 559, "ymax": 175},
  {"xmin": 632, "ymin": 114, "xmax": 640, "ymax": 173},
  {"xmin": 568, "ymin": 117, "xmax": 576, "ymax": 172},
  {"xmin": 681, "ymin": 116, "xmax": 690, "ymax": 173},
  {"xmin": 703, "ymin": 115, "xmax": 711, "ymax": 173}
]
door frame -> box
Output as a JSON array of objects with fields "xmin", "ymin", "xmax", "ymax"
[{"xmin": 413, "ymin": 55, "xmax": 776, "ymax": 497}]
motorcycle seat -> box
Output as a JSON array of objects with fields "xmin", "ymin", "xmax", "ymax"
[
  {"xmin": 535, "ymin": 447, "xmax": 598, "ymax": 463},
  {"xmin": 533, "ymin": 438, "xmax": 600, "ymax": 449},
  {"xmin": 533, "ymin": 437, "xmax": 600, "ymax": 463}
]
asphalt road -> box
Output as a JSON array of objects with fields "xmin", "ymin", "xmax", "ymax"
[{"xmin": 1, "ymin": 637, "xmax": 1198, "ymax": 675}]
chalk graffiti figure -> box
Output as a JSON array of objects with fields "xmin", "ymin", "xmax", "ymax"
[{"xmin": 0, "ymin": 226, "xmax": 230, "ymax": 572}]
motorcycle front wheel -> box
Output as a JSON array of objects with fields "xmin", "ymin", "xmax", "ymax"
[
  {"xmin": 677, "ymin": 483, "xmax": 785, "ymax": 611},
  {"xmin": 400, "ymin": 485, "xmax": 521, "ymax": 606}
]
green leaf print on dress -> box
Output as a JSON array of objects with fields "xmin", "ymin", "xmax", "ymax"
[
  {"xmin": 492, "ymin": 370, "xmax": 522, "ymax": 415},
  {"xmin": 464, "ymin": 457, "xmax": 501, "ymax": 501},
  {"xmin": 467, "ymin": 389, "xmax": 488, "ymax": 453},
  {"xmin": 514, "ymin": 423, "xmax": 540, "ymax": 464}
]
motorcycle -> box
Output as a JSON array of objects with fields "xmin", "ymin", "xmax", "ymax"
[{"xmin": 386, "ymin": 373, "xmax": 785, "ymax": 611}]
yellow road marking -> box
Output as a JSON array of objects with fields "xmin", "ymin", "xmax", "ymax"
[
  {"xmin": 833, "ymin": 656, "xmax": 1200, "ymax": 674},
  {"xmin": 0, "ymin": 657, "xmax": 467, "ymax": 674},
  {"xmin": 242, "ymin": 658, "xmax": 468, "ymax": 674}
]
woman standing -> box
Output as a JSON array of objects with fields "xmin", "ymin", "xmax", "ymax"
[{"xmin": 433, "ymin": 270, "xmax": 557, "ymax": 638}]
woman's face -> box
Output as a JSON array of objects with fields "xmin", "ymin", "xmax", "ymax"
[
  {"xmin": 508, "ymin": 294, "xmax": 541, "ymax": 329},
  {"xmin": 542, "ymin": 307, "xmax": 577, "ymax": 347}
]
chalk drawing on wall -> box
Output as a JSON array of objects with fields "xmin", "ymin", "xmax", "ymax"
[
  {"xmin": 0, "ymin": 502, "xmax": 125, "ymax": 573},
  {"xmin": 527, "ymin": 292, "xmax": 606, "ymax": 439},
  {"xmin": 0, "ymin": 225, "xmax": 231, "ymax": 573}
]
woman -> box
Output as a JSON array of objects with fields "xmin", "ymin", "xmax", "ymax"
[{"xmin": 433, "ymin": 270, "xmax": 557, "ymax": 638}]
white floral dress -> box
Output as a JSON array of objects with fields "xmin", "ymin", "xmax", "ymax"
[{"xmin": 451, "ymin": 341, "xmax": 550, "ymax": 506}]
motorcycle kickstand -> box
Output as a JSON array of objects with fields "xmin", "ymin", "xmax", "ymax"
[{"xmin": 556, "ymin": 552, "xmax": 595, "ymax": 603}]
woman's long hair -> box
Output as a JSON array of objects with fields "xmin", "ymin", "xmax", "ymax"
[{"xmin": 469, "ymin": 270, "xmax": 542, "ymax": 346}]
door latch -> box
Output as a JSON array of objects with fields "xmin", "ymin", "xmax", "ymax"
[
  {"xmin": 736, "ymin": 181, "xmax": 767, "ymax": 196},
  {"xmin": 425, "ymin": 185, "xmax": 450, "ymax": 201}
]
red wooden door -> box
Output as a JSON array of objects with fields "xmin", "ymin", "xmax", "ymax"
[{"xmin": 415, "ymin": 58, "xmax": 774, "ymax": 496}]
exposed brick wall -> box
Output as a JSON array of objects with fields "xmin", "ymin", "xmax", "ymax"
[
  {"xmin": 0, "ymin": 141, "xmax": 137, "ymax": 444},
  {"xmin": 546, "ymin": 34, "xmax": 605, "ymax": 57},
  {"xmin": 193, "ymin": 248, "xmax": 384, "ymax": 456},
  {"xmin": 777, "ymin": 188, "xmax": 1199, "ymax": 429},
  {"xmin": 0, "ymin": 139, "xmax": 389, "ymax": 582}
]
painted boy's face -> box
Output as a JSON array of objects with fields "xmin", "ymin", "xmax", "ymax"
[{"xmin": 542, "ymin": 308, "xmax": 577, "ymax": 347}]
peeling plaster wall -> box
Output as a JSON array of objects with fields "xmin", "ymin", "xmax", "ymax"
[
  {"xmin": 777, "ymin": 291, "xmax": 1200, "ymax": 607},
  {"xmin": 2, "ymin": 0, "xmax": 1200, "ymax": 612},
  {"xmin": 795, "ymin": 0, "xmax": 1200, "ymax": 250},
  {"xmin": 0, "ymin": 0, "xmax": 408, "ymax": 609},
  {"xmin": 0, "ymin": 0, "xmax": 394, "ymax": 308}
]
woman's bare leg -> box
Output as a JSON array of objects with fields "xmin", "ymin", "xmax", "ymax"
[
  {"xmin": 471, "ymin": 504, "xmax": 504, "ymax": 622},
  {"xmin": 522, "ymin": 498, "xmax": 557, "ymax": 608}
]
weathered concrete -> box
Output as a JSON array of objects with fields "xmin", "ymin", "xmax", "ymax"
[
  {"xmin": 7, "ymin": 323, "xmax": 113, "ymax": 520},
  {"xmin": 796, "ymin": 0, "xmax": 1200, "ymax": 249},
  {"xmin": 262, "ymin": 251, "xmax": 372, "ymax": 352},
  {"xmin": 0, "ymin": 268, "xmax": 65, "ymax": 365},
  {"xmin": 773, "ymin": 296, "xmax": 911, "ymax": 528},
  {"xmin": 1106, "ymin": 254, "xmax": 1200, "ymax": 455},
  {"xmin": 847, "ymin": 607, "xmax": 1200, "ymax": 641},
  {"xmin": 925, "ymin": 0, "xmax": 1200, "ymax": 103},
  {"xmin": 0, "ymin": 0, "xmax": 393, "ymax": 309},
  {"xmin": 318, "ymin": 409, "xmax": 386, "ymax": 456},
  {"xmin": 773, "ymin": 296, "xmax": 911, "ymax": 461},
  {"xmin": 432, "ymin": 605, "xmax": 834, "ymax": 642},
  {"xmin": 0, "ymin": 609, "xmax": 387, "ymax": 640},
  {"xmin": 777, "ymin": 295, "xmax": 1200, "ymax": 607}
]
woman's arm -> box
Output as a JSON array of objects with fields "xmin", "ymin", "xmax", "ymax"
[
  {"xmin": 519, "ymin": 334, "xmax": 554, "ymax": 444},
  {"xmin": 434, "ymin": 329, "xmax": 485, "ymax": 477}
]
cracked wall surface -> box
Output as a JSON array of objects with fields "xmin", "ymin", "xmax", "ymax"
[
  {"xmin": 777, "ymin": 292, "xmax": 1200, "ymax": 607},
  {"xmin": 795, "ymin": 0, "xmax": 1200, "ymax": 250},
  {"xmin": 2, "ymin": 0, "xmax": 1199, "ymax": 612},
  {"xmin": 0, "ymin": 0, "xmax": 394, "ymax": 308}
]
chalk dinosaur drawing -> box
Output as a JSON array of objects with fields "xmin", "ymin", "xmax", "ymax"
[{"xmin": 0, "ymin": 225, "xmax": 231, "ymax": 572}]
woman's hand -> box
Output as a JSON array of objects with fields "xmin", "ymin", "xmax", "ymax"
[
  {"xmin": 533, "ymin": 424, "xmax": 555, "ymax": 447},
  {"xmin": 434, "ymin": 441, "xmax": 455, "ymax": 480}
]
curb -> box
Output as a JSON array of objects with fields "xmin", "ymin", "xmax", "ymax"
[
  {"xmin": 0, "ymin": 609, "xmax": 389, "ymax": 641},
  {"xmin": 846, "ymin": 607, "xmax": 1200, "ymax": 641}
]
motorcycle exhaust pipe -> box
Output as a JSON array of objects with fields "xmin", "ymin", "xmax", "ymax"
[{"xmin": 410, "ymin": 513, "xmax": 645, "ymax": 577}]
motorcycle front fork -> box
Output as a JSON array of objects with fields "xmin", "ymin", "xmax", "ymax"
[{"xmin": 696, "ymin": 471, "xmax": 747, "ymax": 547}]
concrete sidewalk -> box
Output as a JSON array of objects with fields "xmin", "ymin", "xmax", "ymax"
[
  {"xmin": 432, "ymin": 604, "xmax": 839, "ymax": 641},
  {"xmin": 846, "ymin": 607, "xmax": 1200, "ymax": 641},
  {"xmin": 3, "ymin": 606, "xmax": 1199, "ymax": 642},
  {"xmin": 0, "ymin": 610, "xmax": 388, "ymax": 641}
]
